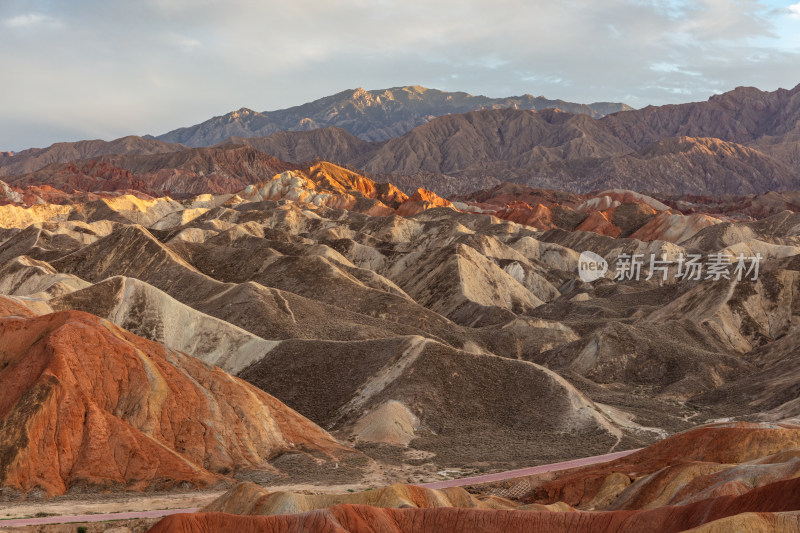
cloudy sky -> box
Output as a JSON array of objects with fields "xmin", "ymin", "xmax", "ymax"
[{"xmin": 2, "ymin": 0, "xmax": 800, "ymax": 151}]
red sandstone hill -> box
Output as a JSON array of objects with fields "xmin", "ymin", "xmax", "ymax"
[
  {"xmin": 2, "ymin": 161, "xmax": 800, "ymax": 521},
  {"xmin": 502, "ymin": 422, "xmax": 800, "ymax": 508},
  {"xmin": 231, "ymin": 162, "xmax": 411, "ymax": 216},
  {"xmin": 149, "ymin": 487, "xmax": 800, "ymax": 533},
  {"xmin": 0, "ymin": 178, "xmax": 156, "ymax": 207},
  {"xmin": 448, "ymin": 182, "xmax": 800, "ymax": 241},
  {"xmin": 4, "ymin": 145, "xmax": 298, "ymax": 198},
  {"xmin": 0, "ymin": 162, "xmax": 768, "ymax": 247},
  {"xmin": 0, "ymin": 310, "xmax": 351, "ymax": 499},
  {"xmin": 148, "ymin": 422, "xmax": 800, "ymax": 532},
  {"xmin": 4, "ymin": 153, "xmax": 794, "ymax": 249},
  {"xmin": 449, "ymin": 184, "xmax": 725, "ymax": 242}
]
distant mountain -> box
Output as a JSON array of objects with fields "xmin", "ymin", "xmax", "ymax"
[
  {"xmin": 0, "ymin": 136, "xmax": 185, "ymax": 177},
  {"xmin": 601, "ymin": 84, "xmax": 800, "ymax": 149},
  {"xmin": 222, "ymin": 83, "xmax": 800, "ymax": 196},
  {"xmin": 7, "ymin": 83, "xmax": 800, "ymax": 197},
  {"xmin": 153, "ymin": 85, "xmax": 634, "ymax": 146},
  {"xmin": 225, "ymin": 108, "xmax": 633, "ymax": 191},
  {"xmin": 582, "ymin": 136, "xmax": 800, "ymax": 195},
  {"xmin": 356, "ymin": 107, "xmax": 630, "ymax": 179},
  {"xmin": 222, "ymin": 127, "xmax": 376, "ymax": 164},
  {"xmin": 4, "ymin": 144, "xmax": 297, "ymax": 197}
]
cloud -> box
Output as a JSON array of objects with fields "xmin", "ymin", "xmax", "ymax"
[
  {"xmin": 167, "ymin": 34, "xmax": 203, "ymax": 52},
  {"xmin": 4, "ymin": 13, "xmax": 61, "ymax": 28},
  {"xmin": 789, "ymin": 1, "xmax": 800, "ymax": 17},
  {"xmin": 676, "ymin": 0, "xmax": 774, "ymax": 41},
  {"xmin": 0, "ymin": 0, "xmax": 799, "ymax": 151}
]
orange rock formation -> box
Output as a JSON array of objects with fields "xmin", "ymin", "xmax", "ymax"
[{"xmin": 0, "ymin": 311, "xmax": 349, "ymax": 498}]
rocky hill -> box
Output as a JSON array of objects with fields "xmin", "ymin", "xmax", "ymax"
[
  {"xmin": 1, "ymin": 145, "xmax": 298, "ymax": 198},
  {"xmin": 0, "ymin": 136, "xmax": 185, "ymax": 177},
  {"xmin": 0, "ymin": 160, "xmax": 776, "ymax": 247},
  {"xmin": 2, "ymin": 163, "xmax": 800, "ymax": 495},
  {"xmin": 601, "ymin": 84, "xmax": 800, "ymax": 149},
  {"xmin": 0, "ymin": 157, "xmax": 800, "ymax": 533},
  {"xmin": 3, "ymin": 82, "xmax": 800, "ymax": 531},
  {"xmin": 0, "ymin": 307, "xmax": 354, "ymax": 499}
]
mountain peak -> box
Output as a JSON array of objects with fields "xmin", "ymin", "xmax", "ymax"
[
  {"xmin": 709, "ymin": 85, "xmax": 764, "ymax": 102},
  {"xmin": 229, "ymin": 107, "xmax": 258, "ymax": 119}
]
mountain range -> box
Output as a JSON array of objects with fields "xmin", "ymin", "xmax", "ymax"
[
  {"xmin": 226, "ymin": 83, "xmax": 800, "ymax": 195},
  {"xmin": 3, "ymin": 83, "xmax": 799, "ymax": 197},
  {"xmin": 152, "ymin": 85, "xmax": 634, "ymax": 145}
]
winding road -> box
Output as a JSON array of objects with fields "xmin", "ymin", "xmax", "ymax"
[{"xmin": 1, "ymin": 448, "xmax": 641, "ymax": 528}]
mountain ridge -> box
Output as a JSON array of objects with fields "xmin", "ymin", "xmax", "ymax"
[
  {"xmin": 220, "ymin": 82, "xmax": 800, "ymax": 195},
  {"xmin": 4, "ymin": 82, "xmax": 800, "ymax": 198},
  {"xmin": 0, "ymin": 136, "xmax": 185, "ymax": 177},
  {"xmin": 152, "ymin": 85, "xmax": 633, "ymax": 146}
]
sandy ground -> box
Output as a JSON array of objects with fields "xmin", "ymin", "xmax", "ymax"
[
  {"xmin": 0, "ymin": 458, "xmax": 417, "ymax": 522},
  {"xmin": 0, "ymin": 480, "xmax": 394, "ymax": 521},
  {"xmin": 0, "ymin": 518, "xmax": 158, "ymax": 532},
  {"xmin": 0, "ymin": 492, "xmax": 222, "ymax": 521}
]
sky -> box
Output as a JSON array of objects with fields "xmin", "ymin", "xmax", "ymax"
[{"xmin": 1, "ymin": 0, "xmax": 800, "ymax": 151}]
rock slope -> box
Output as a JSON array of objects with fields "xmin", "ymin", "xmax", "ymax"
[{"xmin": 0, "ymin": 310, "xmax": 351, "ymax": 499}]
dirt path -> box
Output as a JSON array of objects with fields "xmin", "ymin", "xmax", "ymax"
[
  {"xmin": 0, "ymin": 507, "xmax": 199, "ymax": 528},
  {"xmin": 417, "ymin": 448, "xmax": 641, "ymax": 489}
]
